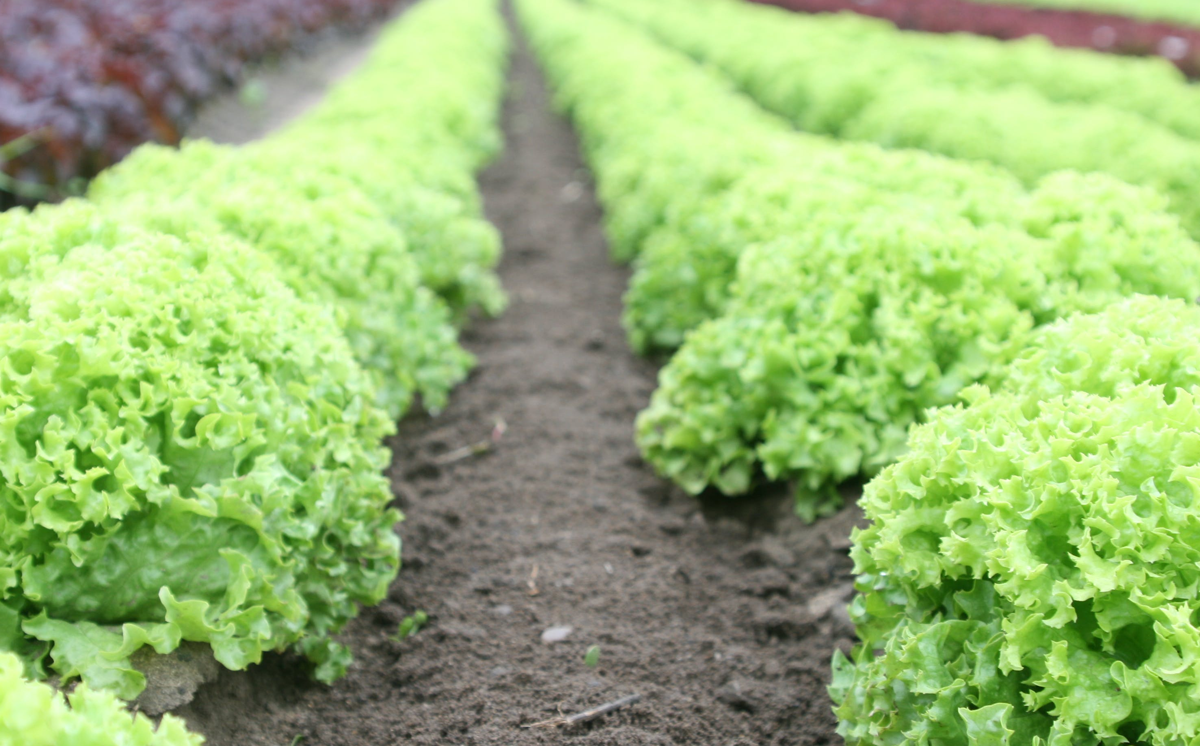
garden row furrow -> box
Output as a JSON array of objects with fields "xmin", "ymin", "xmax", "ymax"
[{"xmin": 0, "ymin": 0, "xmax": 506, "ymax": 740}]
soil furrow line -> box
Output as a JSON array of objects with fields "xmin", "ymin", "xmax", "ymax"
[{"xmin": 175, "ymin": 10, "xmax": 858, "ymax": 745}]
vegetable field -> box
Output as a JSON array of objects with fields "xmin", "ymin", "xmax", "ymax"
[{"xmin": 4, "ymin": 0, "xmax": 1200, "ymax": 744}]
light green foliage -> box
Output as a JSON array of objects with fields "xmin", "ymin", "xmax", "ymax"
[
  {"xmin": 521, "ymin": 0, "xmax": 794, "ymax": 265},
  {"xmin": 0, "ymin": 0, "xmax": 510, "ymax": 697},
  {"xmin": 522, "ymin": 0, "xmax": 1200, "ymax": 518},
  {"xmin": 584, "ymin": 645, "xmax": 600, "ymax": 668},
  {"xmin": 88, "ymin": 144, "xmax": 473, "ymax": 419},
  {"xmin": 624, "ymin": 151, "xmax": 1025, "ymax": 352},
  {"xmin": 638, "ymin": 172, "xmax": 1200, "ymax": 518},
  {"xmin": 0, "ymin": 220, "xmax": 399, "ymax": 697},
  {"xmin": 835, "ymin": 297, "xmax": 1200, "ymax": 746},
  {"xmin": 93, "ymin": 0, "xmax": 509, "ymax": 321},
  {"xmin": 997, "ymin": 295, "xmax": 1200, "ymax": 401},
  {"xmin": 835, "ymin": 380, "xmax": 1200, "ymax": 746},
  {"xmin": 964, "ymin": 0, "xmax": 1200, "ymax": 27},
  {"xmin": 0, "ymin": 652, "xmax": 202, "ymax": 745},
  {"xmin": 638, "ymin": 213, "xmax": 1045, "ymax": 519},
  {"xmin": 595, "ymin": 0, "xmax": 1200, "ymax": 141},
  {"xmin": 592, "ymin": 0, "xmax": 1200, "ymax": 237},
  {"xmin": 262, "ymin": 0, "xmax": 509, "ymax": 317},
  {"xmin": 395, "ymin": 610, "xmax": 428, "ymax": 640}
]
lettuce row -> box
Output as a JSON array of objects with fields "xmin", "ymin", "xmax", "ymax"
[
  {"xmin": 92, "ymin": 0, "xmax": 509, "ymax": 324},
  {"xmin": 835, "ymin": 296, "xmax": 1200, "ymax": 746},
  {"xmin": 28, "ymin": 175, "xmax": 469, "ymax": 421},
  {"xmin": 247, "ymin": 0, "xmax": 508, "ymax": 320},
  {"xmin": 89, "ymin": 0, "xmax": 512, "ymax": 417},
  {"xmin": 0, "ymin": 225, "xmax": 397, "ymax": 699},
  {"xmin": 0, "ymin": 0, "xmax": 507, "ymax": 699},
  {"xmin": 0, "ymin": 652, "xmax": 201, "ymax": 745},
  {"xmin": 591, "ymin": 0, "xmax": 1200, "ymax": 141},
  {"xmin": 639, "ymin": 188, "xmax": 1200, "ymax": 517},
  {"xmin": 518, "ymin": 0, "xmax": 1200, "ymax": 518},
  {"xmin": 590, "ymin": 0, "xmax": 1200, "ymax": 239}
]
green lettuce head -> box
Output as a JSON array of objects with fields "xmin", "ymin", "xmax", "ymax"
[
  {"xmin": 0, "ymin": 651, "xmax": 202, "ymax": 745},
  {"xmin": 836, "ymin": 375, "xmax": 1200, "ymax": 746},
  {"xmin": 0, "ymin": 219, "xmax": 400, "ymax": 698},
  {"xmin": 87, "ymin": 143, "xmax": 476, "ymax": 418}
]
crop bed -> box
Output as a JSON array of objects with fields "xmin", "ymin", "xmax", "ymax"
[
  {"xmin": 7, "ymin": 0, "xmax": 1200, "ymax": 744},
  {"xmin": 171, "ymin": 22, "xmax": 857, "ymax": 745},
  {"xmin": 750, "ymin": 0, "xmax": 1200, "ymax": 75}
]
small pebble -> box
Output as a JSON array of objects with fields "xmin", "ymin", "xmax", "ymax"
[
  {"xmin": 541, "ymin": 625, "xmax": 574, "ymax": 643},
  {"xmin": 492, "ymin": 604, "xmax": 513, "ymax": 616}
]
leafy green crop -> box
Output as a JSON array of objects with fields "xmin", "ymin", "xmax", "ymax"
[
  {"xmin": 836, "ymin": 379, "xmax": 1200, "ymax": 746},
  {"xmin": 624, "ymin": 152, "xmax": 1024, "ymax": 353},
  {"xmin": 255, "ymin": 0, "xmax": 508, "ymax": 318},
  {"xmin": 996, "ymin": 295, "xmax": 1200, "ymax": 401},
  {"xmin": 92, "ymin": 0, "xmax": 509, "ymax": 322},
  {"xmin": 88, "ymin": 144, "xmax": 473, "ymax": 419},
  {"xmin": 0, "ymin": 0, "xmax": 508, "ymax": 701},
  {"xmin": 0, "ymin": 652, "xmax": 202, "ymax": 745},
  {"xmin": 593, "ymin": 0, "xmax": 1200, "ymax": 140},
  {"xmin": 835, "ymin": 296, "xmax": 1200, "ymax": 746},
  {"xmin": 0, "ymin": 221, "xmax": 398, "ymax": 697},
  {"xmin": 592, "ymin": 0, "xmax": 1200, "ymax": 238},
  {"xmin": 638, "ymin": 173, "xmax": 1200, "ymax": 518},
  {"xmin": 521, "ymin": 0, "xmax": 1200, "ymax": 519}
]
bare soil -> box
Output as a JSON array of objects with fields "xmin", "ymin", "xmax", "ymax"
[
  {"xmin": 185, "ymin": 2, "xmax": 412, "ymax": 144},
  {"xmin": 176, "ymin": 12, "xmax": 862, "ymax": 745}
]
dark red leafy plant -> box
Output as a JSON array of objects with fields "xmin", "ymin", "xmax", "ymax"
[{"xmin": 0, "ymin": 0, "xmax": 396, "ymax": 207}]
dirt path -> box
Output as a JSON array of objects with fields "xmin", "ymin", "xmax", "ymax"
[
  {"xmin": 185, "ymin": 3, "xmax": 412, "ymax": 145},
  {"xmin": 176, "ymin": 12, "xmax": 860, "ymax": 746}
]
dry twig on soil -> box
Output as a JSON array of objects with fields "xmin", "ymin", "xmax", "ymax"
[{"xmin": 523, "ymin": 694, "xmax": 643, "ymax": 729}]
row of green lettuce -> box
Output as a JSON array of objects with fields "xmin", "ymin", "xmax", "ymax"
[
  {"xmin": 965, "ymin": 0, "xmax": 1200, "ymax": 27},
  {"xmin": 593, "ymin": 0, "xmax": 1200, "ymax": 240},
  {"xmin": 0, "ymin": 0, "xmax": 506, "ymax": 732},
  {"xmin": 520, "ymin": 0, "xmax": 1200, "ymax": 516},
  {"xmin": 520, "ymin": 1, "xmax": 1200, "ymax": 744}
]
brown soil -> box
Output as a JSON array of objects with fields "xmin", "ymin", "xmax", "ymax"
[{"xmin": 175, "ymin": 11, "xmax": 862, "ymax": 745}]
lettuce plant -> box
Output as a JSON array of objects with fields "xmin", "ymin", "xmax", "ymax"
[
  {"xmin": 997, "ymin": 295, "xmax": 1200, "ymax": 400},
  {"xmin": 636, "ymin": 211, "xmax": 1045, "ymax": 519},
  {"xmin": 88, "ymin": 143, "xmax": 474, "ymax": 419},
  {"xmin": 623, "ymin": 153, "xmax": 1024, "ymax": 352},
  {"xmin": 0, "ymin": 652, "xmax": 202, "ymax": 745},
  {"xmin": 0, "ymin": 225, "xmax": 399, "ymax": 698},
  {"xmin": 635, "ymin": 175, "xmax": 1200, "ymax": 518},
  {"xmin": 835, "ymin": 382, "xmax": 1200, "ymax": 746},
  {"xmin": 835, "ymin": 295, "xmax": 1200, "ymax": 746}
]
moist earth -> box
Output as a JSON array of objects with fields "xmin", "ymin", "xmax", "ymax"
[{"xmin": 176, "ymin": 8, "xmax": 863, "ymax": 744}]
